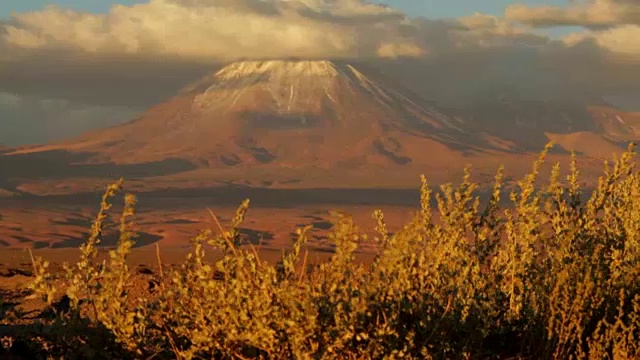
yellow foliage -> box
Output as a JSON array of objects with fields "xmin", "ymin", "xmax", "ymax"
[{"xmin": 25, "ymin": 143, "xmax": 640, "ymax": 359}]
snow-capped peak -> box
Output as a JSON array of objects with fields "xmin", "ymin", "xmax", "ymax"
[
  {"xmin": 183, "ymin": 59, "xmax": 464, "ymax": 133},
  {"xmin": 215, "ymin": 60, "xmax": 341, "ymax": 80}
]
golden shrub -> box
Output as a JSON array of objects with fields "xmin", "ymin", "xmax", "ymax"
[{"xmin": 25, "ymin": 143, "xmax": 640, "ymax": 359}]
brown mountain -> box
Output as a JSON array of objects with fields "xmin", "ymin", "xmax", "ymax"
[
  {"xmin": 6, "ymin": 60, "xmax": 638, "ymax": 193},
  {"xmin": 14, "ymin": 60, "xmax": 491, "ymax": 170}
]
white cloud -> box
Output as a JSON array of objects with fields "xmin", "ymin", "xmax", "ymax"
[
  {"xmin": 0, "ymin": 0, "xmax": 568, "ymax": 63},
  {"xmin": 505, "ymin": 0, "xmax": 640, "ymax": 28},
  {"xmin": 1, "ymin": 0, "xmax": 423, "ymax": 61},
  {"xmin": 506, "ymin": 0, "xmax": 640, "ymax": 59},
  {"xmin": 563, "ymin": 24, "xmax": 640, "ymax": 59}
]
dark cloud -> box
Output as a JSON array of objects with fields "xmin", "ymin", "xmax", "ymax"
[
  {"xmin": 0, "ymin": 92, "xmax": 140, "ymax": 146},
  {"xmin": 0, "ymin": 53, "xmax": 215, "ymax": 108}
]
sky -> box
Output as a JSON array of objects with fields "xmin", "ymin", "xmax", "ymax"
[
  {"xmin": 0, "ymin": 0, "xmax": 579, "ymax": 35},
  {"xmin": 0, "ymin": 0, "xmax": 570, "ymax": 19},
  {"xmin": 0, "ymin": 0, "xmax": 639, "ymax": 146}
]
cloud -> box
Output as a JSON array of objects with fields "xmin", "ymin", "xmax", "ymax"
[
  {"xmin": 563, "ymin": 24, "xmax": 640, "ymax": 59},
  {"xmin": 0, "ymin": 0, "xmax": 555, "ymax": 108},
  {"xmin": 0, "ymin": 92, "xmax": 140, "ymax": 146},
  {"xmin": 505, "ymin": 0, "xmax": 640, "ymax": 59},
  {"xmin": 505, "ymin": 0, "xmax": 640, "ymax": 28},
  {"xmin": 1, "ymin": 0, "xmax": 423, "ymax": 61},
  {"xmin": 2, "ymin": 1, "xmax": 553, "ymax": 62},
  {"xmin": 0, "ymin": 55, "xmax": 215, "ymax": 107},
  {"xmin": 433, "ymin": 14, "xmax": 549, "ymax": 51}
]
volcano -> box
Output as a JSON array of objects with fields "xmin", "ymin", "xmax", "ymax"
[
  {"xmin": 11, "ymin": 59, "xmax": 636, "ymax": 178},
  {"xmin": 15, "ymin": 60, "xmax": 487, "ymax": 169}
]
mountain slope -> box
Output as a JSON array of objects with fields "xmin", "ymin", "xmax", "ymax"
[
  {"xmin": 10, "ymin": 60, "xmax": 638, "ymax": 177},
  {"xmin": 443, "ymin": 98, "xmax": 640, "ymax": 156},
  {"xmin": 15, "ymin": 60, "xmax": 481, "ymax": 169},
  {"xmin": 588, "ymin": 105, "xmax": 640, "ymax": 141}
]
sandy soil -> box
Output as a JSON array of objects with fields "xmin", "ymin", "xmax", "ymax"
[
  {"xmin": 0, "ymin": 147, "xmax": 618, "ymax": 253},
  {"xmin": 0, "ymin": 200, "xmax": 387, "ymax": 349},
  {"xmin": 0, "ymin": 200, "xmax": 417, "ymax": 251},
  {"xmin": 0, "ymin": 196, "xmax": 396, "ymax": 353}
]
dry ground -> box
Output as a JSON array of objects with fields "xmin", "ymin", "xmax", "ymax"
[{"xmin": 0, "ymin": 194, "xmax": 412, "ymax": 333}]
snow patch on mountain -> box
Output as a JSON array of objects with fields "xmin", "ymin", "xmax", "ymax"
[{"xmin": 187, "ymin": 60, "xmax": 464, "ymax": 132}]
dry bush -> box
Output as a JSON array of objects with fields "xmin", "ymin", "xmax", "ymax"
[{"xmin": 24, "ymin": 143, "xmax": 640, "ymax": 359}]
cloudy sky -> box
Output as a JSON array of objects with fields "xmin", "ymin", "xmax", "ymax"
[{"xmin": 1, "ymin": 0, "xmax": 639, "ymax": 146}]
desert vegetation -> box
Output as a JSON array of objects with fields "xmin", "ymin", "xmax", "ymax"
[{"xmin": 2, "ymin": 143, "xmax": 640, "ymax": 359}]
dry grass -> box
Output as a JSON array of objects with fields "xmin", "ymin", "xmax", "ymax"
[{"xmin": 3, "ymin": 143, "xmax": 640, "ymax": 359}]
